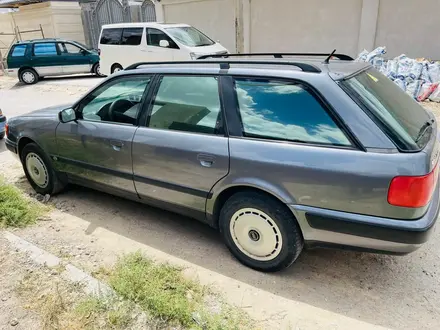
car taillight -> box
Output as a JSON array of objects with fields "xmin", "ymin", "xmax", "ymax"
[
  {"xmin": 388, "ymin": 164, "xmax": 439, "ymax": 208},
  {"xmin": 5, "ymin": 123, "xmax": 8, "ymax": 137}
]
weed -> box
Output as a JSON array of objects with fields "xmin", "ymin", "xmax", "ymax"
[
  {"xmin": 109, "ymin": 252, "xmax": 253, "ymax": 329},
  {"xmin": 0, "ymin": 178, "xmax": 47, "ymax": 228}
]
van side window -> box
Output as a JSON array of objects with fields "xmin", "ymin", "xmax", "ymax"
[
  {"xmin": 234, "ymin": 79, "xmax": 352, "ymax": 146},
  {"xmin": 146, "ymin": 29, "xmax": 179, "ymax": 49},
  {"xmin": 33, "ymin": 43, "xmax": 58, "ymax": 56},
  {"xmin": 148, "ymin": 76, "xmax": 222, "ymax": 135},
  {"xmin": 100, "ymin": 28, "xmax": 123, "ymax": 45},
  {"xmin": 11, "ymin": 45, "xmax": 27, "ymax": 57},
  {"xmin": 121, "ymin": 28, "xmax": 143, "ymax": 46}
]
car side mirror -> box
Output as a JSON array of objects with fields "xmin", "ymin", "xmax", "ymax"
[
  {"xmin": 59, "ymin": 108, "xmax": 77, "ymax": 123},
  {"xmin": 159, "ymin": 40, "xmax": 170, "ymax": 48}
]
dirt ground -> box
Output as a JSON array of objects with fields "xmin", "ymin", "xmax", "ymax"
[{"xmin": 1, "ymin": 76, "xmax": 440, "ymax": 330}]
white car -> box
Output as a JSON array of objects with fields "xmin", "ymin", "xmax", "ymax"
[{"xmin": 98, "ymin": 22, "xmax": 229, "ymax": 76}]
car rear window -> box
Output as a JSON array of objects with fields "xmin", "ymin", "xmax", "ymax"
[
  {"xmin": 341, "ymin": 68, "xmax": 432, "ymax": 151},
  {"xmin": 100, "ymin": 28, "xmax": 123, "ymax": 45},
  {"xmin": 10, "ymin": 44, "xmax": 27, "ymax": 57}
]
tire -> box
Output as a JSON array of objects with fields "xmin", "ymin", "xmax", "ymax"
[
  {"xmin": 111, "ymin": 64, "xmax": 123, "ymax": 74},
  {"xmin": 0, "ymin": 132, "xmax": 4, "ymax": 140},
  {"xmin": 93, "ymin": 62, "xmax": 105, "ymax": 77},
  {"xmin": 20, "ymin": 68, "xmax": 39, "ymax": 85},
  {"xmin": 20, "ymin": 143, "xmax": 65, "ymax": 195},
  {"xmin": 219, "ymin": 191, "xmax": 303, "ymax": 272}
]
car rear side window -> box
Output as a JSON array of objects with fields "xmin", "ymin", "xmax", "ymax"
[
  {"xmin": 121, "ymin": 28, "xmax": 143, "ymax": 46},
  {"xmin": 100, "ymin": 28, "xmax": 123, "ymax": 45},
  {"xmin": 148, "ymin": 76, "xmax": 222, "ymax": 135},
  {"xmin": 234, "ymin": 78, "xmax": 351, "ymax": 146},
  {"xmin": 11, "ymin": 45, "xmax": 27, "ymax": 57},
  {"xmin": 342, "ymin": 68, "xmax": 432, "ymax": 151},
  {"xmin": 33, "ymin": 43, "xmax": 57, "ymax": 56}
]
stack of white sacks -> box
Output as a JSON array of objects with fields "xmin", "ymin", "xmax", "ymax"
[{"xmin": 356, "ymin": 47, "xmax": 440, "ymax": 102}]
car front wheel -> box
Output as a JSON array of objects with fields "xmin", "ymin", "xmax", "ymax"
[
  {"xmin": 20, "ymin": 69, "xmax": 39, "ymax": 85},
  {"xmin": 21, "ymin": 143, "xmax": 65, "ymax": 195},
  {"xmin": 219, "ymin": 191, "xmax": 303, "ymax": 272}
]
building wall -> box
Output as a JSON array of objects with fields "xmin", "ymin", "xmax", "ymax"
[
  {"xmin": 162, "ymin": 0, "xmax": 236, "ymax": 52},
  {"xmin": 159, "ymin": 0, "xmax": 440, "ymax": 59},
  {"xmin": 0, "ymin": 1, "xmax": 85, "ymax": 53},
  {"xmin": 375, "ymin": 0, "xmax": 440, "ymax": 59}
]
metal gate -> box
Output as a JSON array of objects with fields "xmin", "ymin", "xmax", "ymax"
[{"xmin": 141, "ymin": 0, "xmax": 156, "ymax": 22}]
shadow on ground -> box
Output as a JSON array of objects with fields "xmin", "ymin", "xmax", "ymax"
[{"xmin": 11, "ymin": 176, "xmax": 440, "ymax": 330}]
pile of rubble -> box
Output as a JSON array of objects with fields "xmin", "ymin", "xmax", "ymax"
[{"xmin": 356, "ymin": 47, "xmax": 440, "ymax": 102}]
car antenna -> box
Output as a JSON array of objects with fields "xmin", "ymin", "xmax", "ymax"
[{"xmin": 323, "ymin": 49, "xmax": 337, "ymax": 64}]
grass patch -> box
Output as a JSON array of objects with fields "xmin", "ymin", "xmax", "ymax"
[
  {"xmin": 109, "ymin": 252, "xmax": 252, "ymax": 329},
  {"xmin": 0, "ymin": 178, "xmax": 46, "ymax": 228}
]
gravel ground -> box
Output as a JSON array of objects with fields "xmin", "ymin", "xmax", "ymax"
[{"xmin": 1, "ymin": 76, "xmax": 440, "ymax": 330}]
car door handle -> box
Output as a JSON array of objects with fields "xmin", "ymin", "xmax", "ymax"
[
  {"xmin": 197, "ymin": 154, "xmax": 215, "ymax": 168},
  {"xmin": 109, "ymin": 140, "xmax": 124, "ymax": 151}
]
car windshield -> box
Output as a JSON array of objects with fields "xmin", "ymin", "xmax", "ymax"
[
  {"xmin": 341, "ymin": 68, "xmax": 432, "ymax": 151},
  {"xmin": 73, "ymin": 41, "xmax": 93, "ymax": 51},
  {"xmin": 165, "ymin": 26, "xmax": 214, "ymax": 47}
]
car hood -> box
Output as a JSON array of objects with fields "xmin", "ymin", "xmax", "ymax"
[{"xmin": 25, "ymin": 104, "xmax": 73, "ymax": 118}]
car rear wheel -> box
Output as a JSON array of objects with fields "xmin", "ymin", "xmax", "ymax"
[
  {"xmin": 111, "ymin": 64, "xmax": 123, "ymax": 74},
  {"xmin": 219, "ymin": 191, "xmax": 303, "ymax": 272},
  {"xmin": 20, "ymin": 69, "xmax": 39, "ymax": 85},
  {"xmin": 21, "ymin": 143, "xmax": 65, "ymax": 195}
]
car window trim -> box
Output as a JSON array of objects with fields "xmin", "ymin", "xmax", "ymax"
[
  {"xmin": 73, "ymin": 73, "xmax": 154, "ymax": 127},
  {"xmin": 139, "ymin": 73, "xmax": 227, "ymax": 137},
  {"xmin": 229, "ymin": 75, "xmax": 365, "ymax": 151}
]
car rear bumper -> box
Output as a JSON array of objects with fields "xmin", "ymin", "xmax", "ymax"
[
  {"xmin": 5, "ymin": 138, "xmax": 17, "ymax": 155},
  {"xmin": 289, "ymin": 182, "xmax": 440, "ymax": 255},
  {"xmin": 4, "ymin": 68, "xmax": 18, "ymax": 78}
]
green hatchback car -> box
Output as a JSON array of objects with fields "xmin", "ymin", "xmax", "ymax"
[{"xmin": 5, "ymin": 38, "xmax": 102, "ymax": 84}]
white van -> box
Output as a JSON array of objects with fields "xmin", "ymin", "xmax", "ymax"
[{"xmin": 98, "ymin": 22, "xmax": 229, "ymax": 76}]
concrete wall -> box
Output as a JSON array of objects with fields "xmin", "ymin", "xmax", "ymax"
[
  {"xmin": 162, "ymin": 0, "xmax": 236, "ymax": 52},
  {"xmin": 0, "ymin": 1, "xmax": 85, "ymax": 55},
  {"xmin": 375, "ymin": 0, "xmax": 440, "ymax": 59},
  {"xmin": 158, "ymin": 0, "xmax": 440, "ymax": 59}
]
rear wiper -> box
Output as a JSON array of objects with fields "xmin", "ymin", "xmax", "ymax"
[{"xmin": 415, "ymin": 119, "xmax": 435, "ymax": 143}]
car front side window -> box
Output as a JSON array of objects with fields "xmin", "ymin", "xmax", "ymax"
[
  {"xmin": 234, "ymin": 78, "xmax": 351, "ymax": 146},
  {"xmin": 146, "ymin": 29, "xmax": 179, "ymax": 49},
  {"xmin": 77, "ymin": 76, "xmax": 151, "ymax": 125}
]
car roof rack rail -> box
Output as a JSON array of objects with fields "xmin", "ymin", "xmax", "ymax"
[
  {"xmin": 124, "ymin": 60, "xmax": 321, "ymax": 73},
  {"xmin": 198, "ymin": 52, "xmax": 354, "ymax": 61}
]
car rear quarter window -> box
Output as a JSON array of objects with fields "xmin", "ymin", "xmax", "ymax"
[
  {"xmin": 10, "ymin": 45, "xmax": 27, "ymax": 57},
  {"xmin": 342, "ymin": 68, "xmax": 432, "ymax": 151},
  {"xmin": 121, "ymin": 28, "xmax": 143, "ymax": 46},
  {"xmin": 233, "ymin": 78, "xmax": 351, "ymax": 146},
  {"xmin": 33, "ymin": 43, "xmax": 58, "ymax": 56},
  {"xmin": 148, "ymin": 76, "xmax": 222, "ymax": 135},
  {"xmin": 100, "ymin": 28, "xmax": 123, "ymax": 45}
]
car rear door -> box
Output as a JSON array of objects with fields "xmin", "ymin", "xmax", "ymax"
[
  {"xmin": 30, "ymin": 42, "xmax": 64, "ymax": 76},
  {"xmin": 132, "ymin": 74, "xmax": 229, "ymax": 219},
  {"xmin": 54, "ymin": 74, "xmax": 153, "ymax": 197}
]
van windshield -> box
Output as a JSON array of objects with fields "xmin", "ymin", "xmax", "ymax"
[
  {"xmin": 341, "ymin": 68, "xmax": 433, "ymax": 151},
  {"xmin": 165, "ymin": 27, "xmax": 215, "ymax": 47}
]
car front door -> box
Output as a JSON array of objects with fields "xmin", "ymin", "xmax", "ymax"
[
  {"xmin": 132, "ymin": 75, "xmax": 230, "ymax": 219},
  {"xmin": 31, "ymin": 42, "xmax": 63, "ymax": 76},
  {"xmin": 58, "ymin": 42, "xmax": 93, "ymax": 74},
  {"xmin": 54, "ymin": 75, "xmax": 152, "ymax": 196},
  {"xmin": 144, "ymin": 28, "xmax": 179, "ymax": 61}
]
